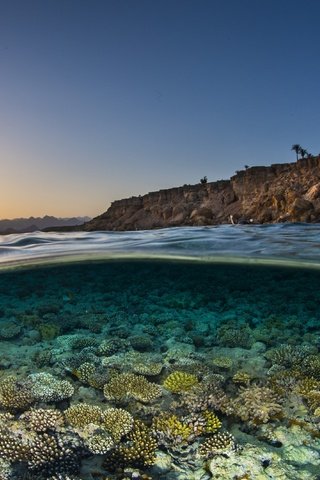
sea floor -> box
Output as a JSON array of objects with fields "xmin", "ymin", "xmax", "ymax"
[{"xmin": 0, "ymin": 258, "xmax": 319, "ymax": 480}]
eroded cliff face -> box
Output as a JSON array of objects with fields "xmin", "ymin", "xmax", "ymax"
[{"xmin": 84, "ymin": 156, "xmax": 320, "ymax": 231}]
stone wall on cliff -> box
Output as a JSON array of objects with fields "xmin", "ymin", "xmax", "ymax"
[{"xmin": 83, "ymin": 156, "xmax": 320, "ymax": 231}]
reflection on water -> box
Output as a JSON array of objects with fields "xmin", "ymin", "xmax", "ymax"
[{"xmin": 0, "ymin": 258, "xmax": 319, "ymax": 479}]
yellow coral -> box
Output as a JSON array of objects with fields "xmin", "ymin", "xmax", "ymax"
[
  {"xmin": 163, "ymin": 371, "xmax": 198, "ymax": 393},
  {"xmin": 203, "ymin": 410, "xmax": 222, "ymax": 434},
  {"xmin": 152, "ymin": 413, "xmax": 192, "ymax": 441}
]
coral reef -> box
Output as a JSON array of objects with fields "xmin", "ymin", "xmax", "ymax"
[
  {"xmin": 0, "ymin": 376, "xmax": 34, "ymax": 411},
  {"xmin": 65, "ymin": 403, "xmax": 103, "ymax": 428},
  {"xmin": 29, "ymin": 373, "xmax": 74, "ymax": 402},
  {"xmin": 163, "ymin": 371, "xmax": 199, "ymax": 393},
  {"xmin": 103, "ymin": 407, "xmax": 134, "ymax": 442},
  {"xmin": 199, "ymin": 432, "xmax": 239, "ymax": 458},
  {"xmin": 103, "ymin": 373, "xmax": 162, "ymax": 403},
  {"xmin": 21, "ymin": 408, "xmax": 64, "ymax": 432},
  {"xmin": 1, "ymin": 256, "xmax": 320, "ymax": 478},
  {"xmin": 231, "ymin": 385, "xmax": 283, "ymax": 425},
  {"xmin": 104, "ymin": 420, "xmax": 157, "ymax": 470}
]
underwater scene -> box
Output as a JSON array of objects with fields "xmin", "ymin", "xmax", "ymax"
[{"xmin": 0, "ymin": 226, "xmax": 320, "ymax": 480}]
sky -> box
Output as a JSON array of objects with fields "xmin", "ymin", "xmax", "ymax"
[{"xmin": 1, "ymin": 0, "xmax": 320, "ymax": 219}]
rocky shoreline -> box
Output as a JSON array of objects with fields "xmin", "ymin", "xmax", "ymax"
[{"xmin": 81, "ymin": 156, "xmax": 320, "ymax": 231}]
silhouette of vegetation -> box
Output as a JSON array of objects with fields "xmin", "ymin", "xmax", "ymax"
[
  {"xmin": 291, "ymin": 144, "xmax": 312, "ymax": 160},
  {"xmin": 200, "ymin": 176, "xmax": 208, "ymax": 184},
  {"xmin": 291, "ymin": 144, "xmax": 301, "ymax": 160}
]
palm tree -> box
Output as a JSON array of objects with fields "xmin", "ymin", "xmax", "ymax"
[
  {"xmin": 300, "ymin": 148, "xmax": 308, "ymax": 158},
  {"xmin": 291, "ymin": 144, "xmax": 301, "ymax": 160}
]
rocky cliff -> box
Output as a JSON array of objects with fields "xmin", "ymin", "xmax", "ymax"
[{"xmin": 83, "ymin": 156, "xmax": 320, "ymax": 231}]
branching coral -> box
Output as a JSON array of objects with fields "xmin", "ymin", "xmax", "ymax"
[
  {"xmin": 302, "ymin": 354, "xmax": 320, "ymax": 379},
  {"xmin": 202, "ymin": 410, "xmax": 222, "ymax": 434},
  {"xmin": 212, "ymin": 356, "xmax": 233, "ymax": 370},
  {"xmin": 98, "ymin": 338, "xmax": 127, "ymax": 356},
  {"xmin": 104, "ymin": 420, "xmax": 157, "ymax": 470},
  {"xmin": 132, "ymin": 361, "xmax": 163, "ymax": 376},
  {"xmin": 163, "ymin": 371, "xmax": 198, "ymax": 393},
  {"xmin": 103, "ymin": 407, "xmax": 134, "ymax": 442},
  {"xmin": 181, "ymin": 381, "xmax": 230, "ymax": 414},
  {"xmin": 199, "ymin": 432, "xmax": 239, "ymax": 458},
  {"xmin": 0, "ymin": 428, "xmax": 29, "ymax": 462},
  {"xmin": 267, "ymin": 344, "xmax": 312, "ymax": 368},
  {"xmin": 231, "ymin": 385, "xmax": 283, "ymax": 425},
  {"xmin": 0, "ymin": 423, "xmax": 82, "ymax": 478},
  {"xmin": 65, "ymin": 404, "xmax": 104, "ymax": 428},
  {"xmin": 29, "ymin": 373, "xmax": 74, "ymax": 402},
  {"xmin": 85, "ymin": 432, "xmax": 114, "ymax": 455},
  {"xmin": 216, "ymin": 322, "xmax": 253, "ymax": 348},
  {"xmin": 103, "ymin": 373, "xmax": 161, "ymax": 403},
  {"xmin": 21, "ymin": 408, "xmax": 64, "ymax": 432},
  {"xmin": 233, "ymin": 371, "xmax": 251, "ymax": 386},
  {"xmin": 152, "ymin": 413, "xmax": 193, "ymax": 445},
  {"xmin": 0, "ymin": 376, "xmax": 34, "ymax": 412},
  {"xmin": 72, "ymin": 362, "xmax": 96, "ymax": 384},
  {"xmin": 27, "ymin": 432, "xmax": 82, "ymax": 477}
]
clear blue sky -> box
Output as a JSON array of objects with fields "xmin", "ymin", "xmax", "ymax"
[{"xmin": 1, "ymin": 0, "xmax": 319, "ymax": 218}]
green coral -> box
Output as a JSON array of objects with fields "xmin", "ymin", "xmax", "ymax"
[{"xmin": 163, "ymin": 371, "xmax": 198, "ymax": 393}]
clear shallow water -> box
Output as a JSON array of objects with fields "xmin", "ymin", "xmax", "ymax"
[
  {"xmin": 0, "ymin": 226, "xmax": 320, "ymax": 480},
  {"xmin": 1, "ymin": 223, "xmax": 320, "ymax": 267}
]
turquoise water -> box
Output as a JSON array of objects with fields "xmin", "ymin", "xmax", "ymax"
[{"xmin": 0, "ymin": 227, "xmax": 320, "ymax": 479}]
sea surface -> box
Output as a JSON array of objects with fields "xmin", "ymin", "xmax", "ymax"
[{"xmin": 0, "ymin": 225, "xmax": 319, "ymax": 480}]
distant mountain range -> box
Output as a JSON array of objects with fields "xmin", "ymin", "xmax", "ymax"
[{"xmin": 0, "ymin": 216, "xmax": 91, "ymax": 234}]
